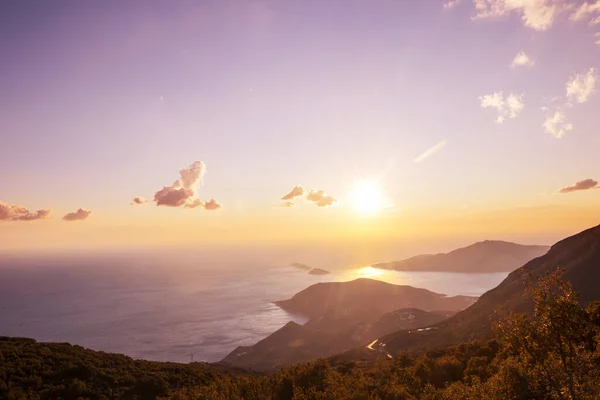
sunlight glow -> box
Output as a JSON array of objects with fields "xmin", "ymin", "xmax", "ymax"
[
  {"xmin": 350, "ymin": 180, "xmax": 387, "ymax": 215},
  {"xmin": 355, "ymin": 266, "xmax": 384, "ymax": 279}
]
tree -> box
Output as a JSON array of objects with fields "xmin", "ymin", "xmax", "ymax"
[{"xmin": 494, "ymin": 270, "xmax": 600, "ymax": 399}]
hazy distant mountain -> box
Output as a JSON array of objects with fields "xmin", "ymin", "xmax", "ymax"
[
  {"xmin": 376, "ymin": 224, "xmax": 600, "ymax": 355},
  {"xmin": 290, "ymin": 263, "xmax": 330, "ymax": 275},
  {"xmin": 373, "ymin": 240, "xmax": 549, "ymax": 273},
  {"xmin": 290, "ymin": 262, "xmax": 312, "ymax": 271},
  {"xmin": 221, "ymin": 279, "xmax": 475, "ymax": 370}
]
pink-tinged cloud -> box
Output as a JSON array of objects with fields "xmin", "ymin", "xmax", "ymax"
[
  {"xmin": 184, "ymin": 198, "xmax": 222, "ymax": 210},
  {"xmin": 63, "ymin": 208, "xmax": 92, "ymax": 221},
  {"xmin": 154, "ymin": 161, "xmax": 206, "ymax": 207},
  {"xmin": 184, "ymin": 199, "xmax": 204, "ymax": 209},
  {"xmin": 0, "ymin": 202, "xmax": 51, "ymax": 221},
  {"xmin": 131, "ymin": 196, "xmax": 147, "ymax": 205},
  {"xmin": 203, "ymin": 199, "xmax": 222, "ymax": 210},
  {"xmin": 558, "ymin": 179, "xmax": 600, "ymax": 193},
  {"xmin": 281, "ymin": 185, "xmax": 305, "ymax": 200},
  {"xmin": 307, "ymin": 190, "xmax": 338, "ymax": 207}
]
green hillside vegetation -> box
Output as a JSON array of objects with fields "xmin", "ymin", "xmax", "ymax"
[{"xmin": 3, "ymin": 270, "xmax": 600, "ymax": 400}]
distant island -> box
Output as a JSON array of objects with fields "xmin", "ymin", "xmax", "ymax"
[
  {"xmin": 373, "ymin": 240, "xmax": 549, "ymax": 273},
  {"xmin": 290, "ymin": 262, "xmax": 312, "ymax": 271},
  {"xmin": 290, "ymin": 262, "xmax": 330, "ymax": 275},
  {"xmin": 308, "ymin": 267, "xmax": 329, "ymax": 275}
]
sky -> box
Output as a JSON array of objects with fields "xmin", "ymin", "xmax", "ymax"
[{"xmin": 1, "ymin": 0, "xmax": 600, "ymax": 253}]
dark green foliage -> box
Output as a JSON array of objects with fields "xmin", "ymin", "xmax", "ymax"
[{"xmin": 0, "ymin": 337, "xmax": 251, "ymax": 399}]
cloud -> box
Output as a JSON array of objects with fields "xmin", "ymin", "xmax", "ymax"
[
  {"xmin": 473, "ymin": 0, "xmax": 572, "ymax": 30},
  {"xmin": 566, "ymin": 68, "xmax": 598, "ymax": 104},
  {"xmin": 203, "ymin": 199, "xmax": 222, "ymax": 210},
  {"xmin": 306, "ymin": 190, "xmax": 338, "ymax": 207},
  {"xmin": 63, "ymin": 208, "xmax": 92, "ymax": 221},
  {"xmin": 511, "ymin": 51, "xmax": 535, "ymax": 67},
  {"xmin": 596, "ymin": 32, "xmax": 600, "ymax": 45},
  {"xmin": 131, "ymin": 197, "xmax": 147, "ymax": 205},
  {"xmin": 444, "ymin": 0, "xmax": 462, "ymax": 9},
  {"xmin": 558, "ymin": 179, "xmax": 600, "ymax": 193},
  {"xmin": 0, "ymin": 202, "xmax": 51, "ymax": 221},
  {"xmin": 570, "ymin": 1, "xmax": 600, "ymax": 23},
  {"xmin": 154, "ymin": 161, "xmax": 205, "ymax": 206},
  {"xmin": 281, "ymin": 201, "xmax": 295, "ymax": 208},
  {"xmin": 281, "ymin": 185, "xmax": 305, "ymax": 201},
  {"xmin": 543, "ymin": 110, "xmax": 573, "ymax": 138},
  {"xmin": 184, "ymin": 198, "xmax": 222, "ymax": 210},
  {"xmin": 153, "ymin": 161, "xmax": 220, "ymax": 210},
  {"xmin": 414, "ymin": 140, "xmax": 448, "ymax": 163},
  {"xmin": 479, "ymin": 91, "xmax": 524, "ymax": 123}
]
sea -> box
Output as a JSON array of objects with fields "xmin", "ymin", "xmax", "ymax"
[{"xmin": 0, "ymin": 250, "xmax": 508, "ymax": 363}]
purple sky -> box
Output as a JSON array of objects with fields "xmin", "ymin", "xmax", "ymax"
[{"xmin": 1, "ymin": 0, "xmax": 599, "ymax": 251}]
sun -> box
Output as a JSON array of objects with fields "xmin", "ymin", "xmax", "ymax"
[{"xmin": 350, "ymin": 180, "xmax": 387, "ymax": 215}]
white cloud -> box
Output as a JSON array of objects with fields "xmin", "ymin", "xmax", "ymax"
[
  {"xmin": 543, "ymin": 110, "xmax": 573, "ymax": 138},
  {"xmin": 511, "ymin": 51, "xmax": 535, "ymax": 67},
  {"xmin": 570, "ymin": 1, "xmax": 600, "ymax": 23},
  {"xmin": 479, "ymin": 91, "xmax": 524, "ymax": 123},
  {"xmin": 414, "ymin": 140, "xmax": 448, "ymax": 163},
  {"xmin": 473, "ymin": 0, "xmax": 573, "ymax": 31},
  {"xmin": 444, "ymin": 0, "xmax": 462, "ymax": 9},
  {"xmin": 566, "ymin": 68, "xmax": 598, "ymax": 104}
]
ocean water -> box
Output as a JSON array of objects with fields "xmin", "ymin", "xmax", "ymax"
[{"xmin": 0, "ymin": 252, "xmax": 508, "ymax": 363}]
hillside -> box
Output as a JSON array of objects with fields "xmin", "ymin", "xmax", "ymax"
[
  {"xmin": 274, "ymin": 278, "xmax": 476, "ymax": 319},
  {"xmin": 221, "ymin": 279, "xmax": 475, "ymax": 370},
  {"xmin": 373, "ymin": 240, "xmax": 549, "ymax": 273},
  {"xmin": 378, "ymin": 224, "xmax": 600, "ymax": 355},
  {"xmin": 0, "ymin": 337, "xmax": 253, "ymax": 399}
]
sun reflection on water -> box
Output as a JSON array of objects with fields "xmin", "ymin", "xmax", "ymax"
[{"xmin": 354, "ymin": 266, "xmax": 385, "ymax": 279}]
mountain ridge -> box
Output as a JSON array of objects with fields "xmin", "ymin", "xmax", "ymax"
[
  {"xmin": 377, "ymin": 223, "xmax": 600, "ymax": 355},
  {"xmin": 373, "ymin": 240, "xmax": 549, "ymax": 273}
]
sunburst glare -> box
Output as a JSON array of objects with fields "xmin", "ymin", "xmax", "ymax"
[{"xmin": 349, "ymin": 180, "xmax": 389, "ymax": 215}]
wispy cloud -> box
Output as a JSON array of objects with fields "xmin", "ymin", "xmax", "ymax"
[
  {"xmin": 444, "ymin": 0, "xmax": 462, "ymax": 10},
  {"xmin": 558, "ymin": 178, "xmax": 600, "ymax": 193},
  {"xmin": 281, "ymin": 185, "xmax": 305, "ymax": 201},
  {"xmin": 566, "ymin": 68, "xmax": 598, "ymax": 104},
  {"xmin": 480, "ymin": 91, "xmax": 524, "ymax": 123},
  {"xmin": 570, "ymin": 1, "xmax": 600, "ymax": 24},
  {"xmin": 414, "ymin": 140, "xmax": 448, "ymax": 163},
  {"xmin": 511, "ymin": 51, "xmax": 535, "ymax": 68},
  {"xmin": 543, "ymin": 110, "xmax": 573, "ymax": 138},
  {"xmin": 307, "ymin": 190, "xmax": 338, "ymax": 207},
  {"xmin": 0, "ymin": 202, "xmax": 51, "ymax": 222},
  {"xmin": 63, "ymin": 208, "xmax": 91, "ymax": 221},
  {"xmin": 473, "ymin": 0, "xmax": 572, "ymax": 31}
]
